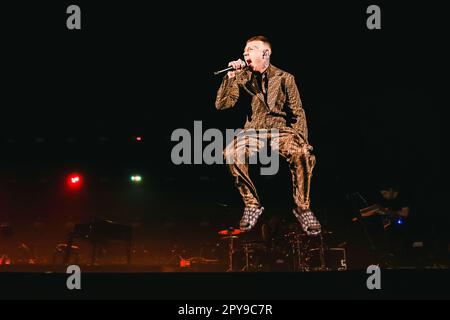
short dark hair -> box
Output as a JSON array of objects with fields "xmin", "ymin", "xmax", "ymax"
[{"xmin": 246, "ymin": 35, "xmax": 272, "ymax": 50}]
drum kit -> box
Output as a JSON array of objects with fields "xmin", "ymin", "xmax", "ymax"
[{"xmin": 217, "ymin": 226, "xmax": 343, "ymax": 272}]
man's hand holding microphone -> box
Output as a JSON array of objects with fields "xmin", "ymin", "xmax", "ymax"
[
  {"xmin": 213, "ymin": 59, "xmax": 247, "ymax": 77},
  {"xmin": 226, "ymin": 59, "xmax": 246, "ymax": 78}
]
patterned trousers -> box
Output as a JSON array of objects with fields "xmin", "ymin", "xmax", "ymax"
[{"xmin": 223, "ymin": 129, "xmax": 316, "ymax": 210}]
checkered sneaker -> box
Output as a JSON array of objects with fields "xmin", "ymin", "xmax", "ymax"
[
  {"xmin": 293, "ymin": 209, "xmax": 321, "ymax": 235},
  {"xmin": 240, "ymin": 206, "xmax": 264, "ymax": 232}
]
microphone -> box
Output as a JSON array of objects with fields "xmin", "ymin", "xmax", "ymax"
[{"xmin": 213, "ymin": 60, "xmax": 247, "ymax": 75}]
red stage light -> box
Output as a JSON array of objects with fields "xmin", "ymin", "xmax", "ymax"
[
  {"xmin": 67, "ymin": 173, "xmax": 83, "ymax": 189},
  {"xmin": 180, "ymin": 259, "xmax": 191, "ymax": 268}
]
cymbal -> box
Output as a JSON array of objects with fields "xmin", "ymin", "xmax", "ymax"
[
  {"xmin": 218, "ymin": 228, "xmax": 242, "ymax": 236},
  {"xmin": 284, "ymin": 229, "xmax": 333, "ymax": 237},
  {"xmin": 220, "ymin": 235, "xmax": 239, "ymax": 240}
]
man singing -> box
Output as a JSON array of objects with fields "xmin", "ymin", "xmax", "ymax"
[{"xmin": 215, "ymin": 36, "xmax": 321, "ymax": 235}]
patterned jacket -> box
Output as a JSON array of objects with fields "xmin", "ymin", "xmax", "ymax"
[{"xmin": 215, "ymin": 64, "xmax": 309, "ymax": 143}]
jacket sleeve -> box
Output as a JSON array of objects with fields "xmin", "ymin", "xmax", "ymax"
[
  {"xmin": 215, "ymin": 72, "xmax": 248, "ymax": 110},
  {"xmin": 286, "ymin": 74, "xmax": 309, "ymax": 143}
]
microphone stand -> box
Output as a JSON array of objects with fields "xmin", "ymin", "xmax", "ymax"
[{"xmin": 349, "ymin": 192, "xmax": 381, "ymax": 265}]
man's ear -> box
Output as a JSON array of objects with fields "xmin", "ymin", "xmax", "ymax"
[{"xmin": 263, "ymin": 49, "xmax": 269, "ymax": 58}]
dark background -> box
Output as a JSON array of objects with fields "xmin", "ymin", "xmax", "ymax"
[{"xmin": 0, "ymin": 1, "xmax": 446, "ymax": 267}]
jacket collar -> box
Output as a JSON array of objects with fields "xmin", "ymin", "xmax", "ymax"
[{"xmin": 243, "ymin": 64, "xmax": 283, "ymax": 111}]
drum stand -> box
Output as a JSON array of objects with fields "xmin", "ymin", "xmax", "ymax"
[
  {"xmin": 315, "ymin": 234, "xmax": 328, "ymax": 271},
  {"xmin": 241, "ymin": 242, "xmax": 251, "ymax": 272},
  {"xmin": 241, "ymin": 242, "xmax": 263, "ymax": 272},
  {"xmin": 287, "ymin": 232, "xmax": 328, "ymax": 272},
  {"xmin": 222, "ymin": 235, "xmax": 238, "ymax": 272}
]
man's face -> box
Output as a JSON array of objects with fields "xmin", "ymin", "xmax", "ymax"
[{"xmin": 243, "ymin": 40, "xmax": 270, "ymax": 73}]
